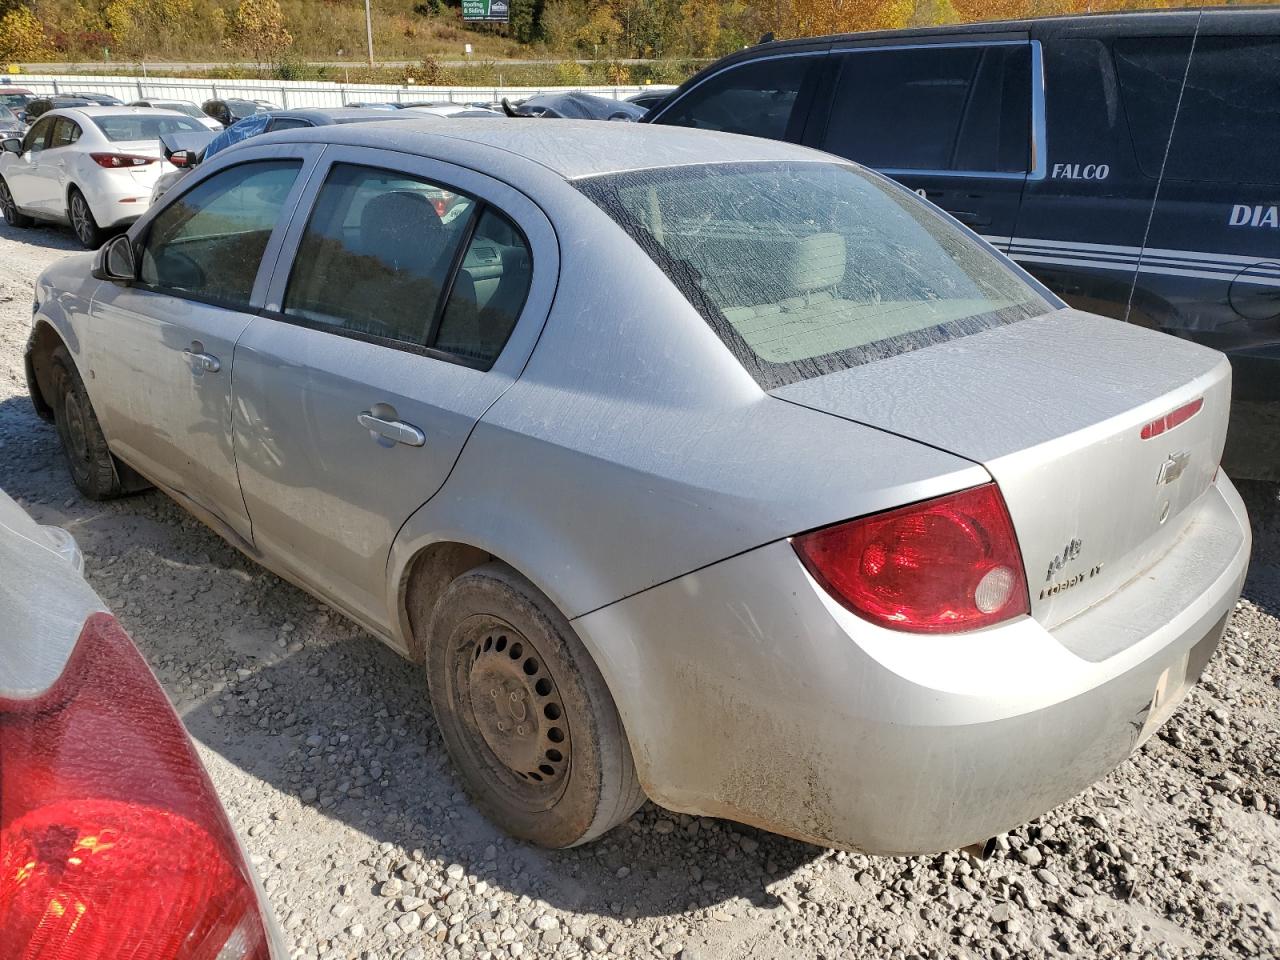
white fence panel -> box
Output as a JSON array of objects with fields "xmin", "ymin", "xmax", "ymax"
[{"xmin": 12, "ymin": 74, "xmax": 674, "ymax": 107}]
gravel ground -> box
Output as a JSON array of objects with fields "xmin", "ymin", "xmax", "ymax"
[{"xmin": 2, "ymin": 218, "xmax": 1279, "ymax": 960}]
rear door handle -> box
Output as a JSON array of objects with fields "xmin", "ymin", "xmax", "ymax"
[
  {"xmin": 947, "ymin": 210, "xmax": 992, "ymax": 228},
  {"xmin": 358, "ymin": 411, "xmax": 425, "ymax": 447},
  {"xmin": 182, "ymin": 346, "xmax": 221, "ymax": 373}
]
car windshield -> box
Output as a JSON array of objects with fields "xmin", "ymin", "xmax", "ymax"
[
  {"xmin": 0, "ymin": 93, "xmax": 31, "ymax": 110},
  {"xmin": 576, "ymin": 161, "xmax": 1055, "ymax": 388},
  {"xmin": 0, "ymin": 105, "xmax": 16, "ymax": 124},
  {"xmin": 92, "ymin": 114, "xmax": 205, "ymax": 141}
]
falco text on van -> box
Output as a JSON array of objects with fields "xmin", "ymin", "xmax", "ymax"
[
  {"xmin": 1051, "ymin": 163, "xmax": 1110, "ymax": 180},
  {"xmin": 1229, "ymin": 205, "xmax": 1280, "ymax": 228}
]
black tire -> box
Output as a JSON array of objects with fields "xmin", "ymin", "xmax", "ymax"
[
  {"xmin": 68, "ymin": 187, "xmax": 103, "ymax": 249},
  {"xmin": 426, "ymin": 562, "xmax": 646, "ymax": 848},
  {"xmin": 50, "ymin": 346, "xmax": 135, "ymax": 500},
  {"xmin": 0, "ymin": 177, "xmax": 33, "ymax": 228}
]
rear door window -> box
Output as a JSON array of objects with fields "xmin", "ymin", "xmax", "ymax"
[
  {"xmin": 577, "ymin": 161, "xmax": 1054, "ymax": 388},
  {"xmin": 50, "ymin": 117, "xmax": 81, "ymax": 148},
  {"xmin": 823, "ymin": 43, "xmax": 1031, "ymax": 173},
  {"xmin": 282, "ymin": 163, "xmax": 532, "ymax": 368},
  {"xmin": 1113, "ymin": 36, "xmax": 1194, "ymax": 179},
  {"xmin": 655, "ymin": 54, "xmax": 817, "ymax": 141},
  {"xmin": 22, "ymin": 115, "xmax": 53, "ymax": 154},
  {"xmin": 140, "ymin": 159, "xmax": 302, "ymax": 308}
]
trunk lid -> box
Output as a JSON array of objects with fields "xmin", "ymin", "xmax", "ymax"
[{"xmin": 772, "ymin": 308, "xmax": 1231, "ymax": 630}]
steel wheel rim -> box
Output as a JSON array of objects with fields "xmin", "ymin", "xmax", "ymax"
[
  {"xmin": 62, "ymin": 390, "xmax": 91, "ymax": 468},
  {"xmin": 451, "ymin": 615, "xmax": 571, "ymax": 811},
  {"xmin": 71, "ymin": 194, "xmax": 91, "ymax": 242}
]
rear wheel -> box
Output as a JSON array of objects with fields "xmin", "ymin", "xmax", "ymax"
[
  {"xmin": 50, "ymin": 346, "xmax": 142, "ymax": 500},
  {"xmin": 68, "ymin": 187, "xmax": 102, "ymax": 249},
  {"xmin": 425, "ymin": 562, "xmax": 646, "ymax": 848},
  {"xmin": 0, "ymin": 177, "xmax": 33, "ymax": 228}
]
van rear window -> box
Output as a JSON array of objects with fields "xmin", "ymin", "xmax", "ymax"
[{"xmin": 576, "ymin": 161, "xmax": 1054, "ymax": 388}]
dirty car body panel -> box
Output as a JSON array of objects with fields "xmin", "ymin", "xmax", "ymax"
[{"xmin": 29, "ymin": 119, "xmax": 1251, "ymax": 854}]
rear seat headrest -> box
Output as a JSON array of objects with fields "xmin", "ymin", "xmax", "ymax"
[{"xmin": 785, "ymin": 232, "xmax": 846, "ymax": 294}]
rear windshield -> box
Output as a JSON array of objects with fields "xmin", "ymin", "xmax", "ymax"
[
  {"xmin": 576, "ymin": 162, "xmax": 1055, "ymax": 388},
  {"xmin": 92, "ymin": 114, "xmax": 205, "ymax": 142},
  {"xmin": 156, "ymin": 102, "xmax": 206, "ymax": 119}
]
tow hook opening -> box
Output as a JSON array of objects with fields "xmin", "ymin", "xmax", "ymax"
[{"xmin": 959, "ymin": 836, "xmax": 999, "ymax": 861}]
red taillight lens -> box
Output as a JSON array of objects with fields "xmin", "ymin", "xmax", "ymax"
[
  {"xmin": 793, "ymin": 483, "xmax": 1030, "ymax": 634},
  {"xmin": 89, "ymin": 152, "xmax": 157, "ymax": 168},
  {"xmin": 0, "ymin": 614, "xmax": 271, "ymax": 960},
  {"xmin": 1140, "ymin": 397, "xmax": 1203, "ymax": 440}
]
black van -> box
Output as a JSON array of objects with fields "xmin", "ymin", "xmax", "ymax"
[{"xmin": 647, "ymin": 8, "xmax": 1280, "ymax": 479}]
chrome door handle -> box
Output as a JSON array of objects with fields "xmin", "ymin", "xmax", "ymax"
[
  {"xmin": 182, "ymin": 348, "xmax": 221, "ymax": 373},
  {"xmin": 358, "ymin": 411, "xmax": 425, "ymax": 447}
]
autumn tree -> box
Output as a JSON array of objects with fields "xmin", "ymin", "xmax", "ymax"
[
  {"xmin": 681, "ymin": 0, "xmax": 721, "ymax": 57},
  {"xmin": 0, "ymin": 4, "xmax": 51, "ymax": 60},
  {"xmin": 223, "ymin": 0, "xmax": 293, "ymax": 66},
  {"xmin": 105, "ymin": 0, "xmax": 197, "ymax": 60}
]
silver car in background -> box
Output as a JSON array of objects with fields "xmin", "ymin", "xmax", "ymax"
[{"xmin": 24, "ymin": 120, "xmax": 1250, "ymax": 854}]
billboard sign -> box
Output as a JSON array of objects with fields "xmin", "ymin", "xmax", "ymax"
[{"xmin": 462, "ymin": 0, "xmax": 509, "ymax": 21}]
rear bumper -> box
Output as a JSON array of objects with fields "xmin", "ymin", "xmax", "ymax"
[{"xmin": 575, "ymin": 475, "xmax": 1250, "ymax": 854}]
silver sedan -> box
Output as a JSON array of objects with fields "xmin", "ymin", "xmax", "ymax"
[{"xmin": 25, "ymin": 119, "xmax": 1250, "ymax": 854}]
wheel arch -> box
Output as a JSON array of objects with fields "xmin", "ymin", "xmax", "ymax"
[{"xmin": 26, "ymin": 319, "xmax": 74, "ymax": 422}]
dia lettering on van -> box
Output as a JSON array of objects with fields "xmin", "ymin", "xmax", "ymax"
[{"xmin": 1229, "ymin": 205, "xmax": 1280, "ymax": 228}]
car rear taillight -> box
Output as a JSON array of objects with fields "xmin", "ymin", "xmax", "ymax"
[
  {"xmin": 89, "ymin": 152, "xmax": 157, "ymax": 168},
  {"xmin": 793, "ymin": 483, "xmax": 1030, "ymax": 634},
  {"xmin": 0, "ymin": 613, "xmax": 272, "ymax": 960}
]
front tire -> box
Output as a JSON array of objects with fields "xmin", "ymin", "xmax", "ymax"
[
  {"xmin": 426, "ymin": 563, "xmax": 646, "ymax": 848},
  {"xmin": 0, "ymin": 177, "xmax": 33, "ymax": 228},
  {"xmin": 68, "ymin": 187, "xmax": 103, "ymax": 249},
  {"xmin": 50, "ymin": 346, "xmax": 130, "ymax": 500}
]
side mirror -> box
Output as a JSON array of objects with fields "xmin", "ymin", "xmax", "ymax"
[
  {"xmin": 92, "ymin": 234, "xmax": 138, "ymax": 284},
  {"xmin": 168, "ymin": 149, "xmax": 197, "ymax": 168},
  {"xmin": 1, "ymin": 138, "xmax": 21, "ymax": 154}
]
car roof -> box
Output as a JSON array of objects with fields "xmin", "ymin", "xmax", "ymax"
[
  {"xmin": 65, "ymin": 105, "xmax": 189, "ymax": 117},
  {"xmin": 727, "ymin": 4, "xmax": 1274, "ymax": 57},
  {"xmin": 271, "ymin": 106, "xmax": 411, "ymax": 123},
  {"xmin": 268, "ymin": 117, "xmax": 829, "ymax": 179}
]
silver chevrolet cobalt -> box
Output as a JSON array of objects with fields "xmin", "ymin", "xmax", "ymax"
[{"xmin": 26, "ymin": 120, "xmax": 1250, "ymax": 854}]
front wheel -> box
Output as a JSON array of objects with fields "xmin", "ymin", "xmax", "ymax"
[
  {"xmin": 68, "ymin": 187, "xmax": 103, "ymax": 249},
  {"xmin": 0, "ymin": 177, "xmax": 33, "ymax": 228},
  {"xmin": 50, "ymin": 346, "xmax": 138, "ymax": 500},
  {"xmin": 426, "ymin": 562, "xmax": 646, "ymax": 848}
]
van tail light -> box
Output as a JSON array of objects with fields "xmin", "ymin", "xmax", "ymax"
[
  {"xmin": 793, "ymin": 483, "xmax": 1030, "ymax": 634},
  {"xmin": 0, "ymin": 613, "xmax": 272, "ymax": 960},
  {"xmin": 89, "ymin": 152, "xmax": 156, "ymax": 168}
]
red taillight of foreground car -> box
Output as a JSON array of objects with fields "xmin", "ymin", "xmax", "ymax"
[
  {"xmin": 0, "ymin": 613, "xmax": 271, "ymax": 960},
  {"xmin": 89, "ymin": 152, "xmax": 157, "ymax": 168},
  {"xmin": 793, "ymin": 483, "xmax": 1030, "ymax": 634}
]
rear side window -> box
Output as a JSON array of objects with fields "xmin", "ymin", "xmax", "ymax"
[
  {"xmin": 140, "ymin": 160, "xmax": 301, "ymax": 308},
  {"xmin": 577, "ymin": 162, "xmax": 1053, "ymax": 388},
  {"xmin": 283, "ymin": 162, "xmax": 531, "ymax": 367},
  {"xmin": 50, "ymin": 117, "xmax": 81, "ymax": 148},
  {"xmin": 92, "ymin": 114, "xmax": 204, "ymax": 142},
  {"xmin": 824, "ymin": 44, "xmax": 1031, "ymax": 173},
  {"xmin": 656, "ymin": 55, "xmax": 814, "ymax": 141},
  {"xmin": 22, "ymin": 116, "xmax": 53, "ymax": 154},
  {"xmin": 1165, "ymin": 36, "xmax": 1279, "ymax": 185}
]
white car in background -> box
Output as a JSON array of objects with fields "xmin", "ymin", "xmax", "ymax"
[
  {"xmin": 0, "ymin": 106, "xmax": 206, "ymax": 248},
  {"xmin": 129, "ymin": 98, "xmax": 224, "ymax": 131}
]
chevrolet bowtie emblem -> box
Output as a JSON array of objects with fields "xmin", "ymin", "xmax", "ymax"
[{"xmin": 1157, "ymin": 451, "xmax": 1191, "ymax": 486}]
